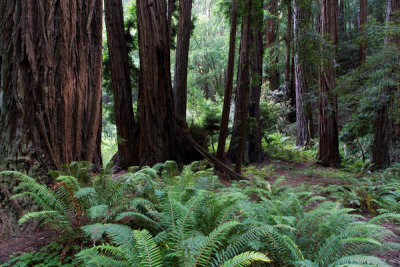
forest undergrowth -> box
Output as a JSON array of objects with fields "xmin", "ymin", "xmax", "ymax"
[{"xmin": 1, "ymin": 148, "xmax": 400, "ymax": 266}]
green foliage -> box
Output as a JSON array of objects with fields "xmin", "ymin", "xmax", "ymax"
[
  {"xmin": 4, "ymin": 160, "xmax": 400, "ymax": 266},
  {"xmin": 2, "ymin": 242, "xmax": 82, "ymax": 267}
]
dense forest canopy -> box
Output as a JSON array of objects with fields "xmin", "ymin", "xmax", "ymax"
[{"xmin": 0, "ymin": 0, "xmax": 400, "ymax": 266}]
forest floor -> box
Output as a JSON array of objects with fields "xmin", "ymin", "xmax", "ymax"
[{"xmin": 1, "ymin": 158, "xmax": 400, "ymax": 265}]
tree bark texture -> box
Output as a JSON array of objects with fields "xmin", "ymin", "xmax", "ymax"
[
  {"xmin": 136, "ymin": 0, "xmax": 178, "ymax": 166},
  {"xmin": 372, "ymin": 0, "xmax": 399, "ymax": 169},
  {"xmin": 359, "ymin": 0, "xmax": 368, "ymax": 65},
  {"xmin": 0, "ymin": 0, "xmax": 103, "ymax": 177},
  {"xmin": 318, "ymin": 0, "xmax": 340, "ymax": 167},
  {"xmin": 293, "ymin": 0, "xmax": 311, "ymax": 146},
  {"xmin": 235, "ymin": 0, "xmax": 252, "ymax": 174},
  {"xmin": 265, "ymin": 0, "xmax": 280, "ymax": 91},
  {"xmin": 105, "ymin": 0, "xmax": 137, "ymax": 169},
  {"xmin": 173, "ymin": 0, "xmax": 193, "ymax": 121},
  {"xmin": 248, "ymin": 26, "xmax": 264, "ymax": 163},
  {"xmin": 217, "ymin": 0, "xmax": 238, "ymax": 161}
]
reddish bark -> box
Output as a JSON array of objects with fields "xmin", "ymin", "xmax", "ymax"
[
  {"xmin": 0, "ymin": 0, "xmax": 103, "ymax": 176},
  {"xmin": 294, "ymin": 0, "xmax": 311, "ymax": 146},
  {"xmin": 235, "ymin": 0, "xmax": 253, "ymax": 174},
  {"xmin": 136, "ymin": 0, "xmax": 178, "ymax": 166},
  {"xmin": 105, "ymin": 0, "xmax": 137, "ymax": 169},
  {"xmin": 318, "ymin": 0, "xmax": 340, "ymax": 167}
]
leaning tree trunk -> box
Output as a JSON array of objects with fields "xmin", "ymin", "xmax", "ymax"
[
  {"xmin": 359, "ymin": 0, "xmax": 368, "ymax": 65},
  {"xmin": 265, "ymin": 0, "xmax": 280, "ymax": 91},
  {"xmin": 105, "ymin": 0, "xmax": 138, "ymax": 169},
  {"xmin": 173, "ymin": 0, "xmax": 193, "ymax": 121},
  {"xmin": 318, "ymin": 0, "xmax": 340, "ymax": 167},
  {"xmin": 136, "ymin": 0, "xmax": 178, "ymax": 166},
  {"xmin": 217, "ymin": 0, "xmax": 238, "ymax": 161},
  {"xmin": 372, "ymin": 0, "xmax": 400, "ymax": 169},
  {"xmin": 0, "ymin": 0, "xmax": 103, "ymax": 178},
  {"xmin": 294, "ymin": 0, "xmax": 311, "ymax": 146}
]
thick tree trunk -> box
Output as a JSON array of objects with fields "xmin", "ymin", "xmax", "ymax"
[
  {"xmin": 248, "ymin": 26, "xmax": 264, "ymax": 163},
  {"xmin": 293, "ymin": 0, "xmax": 311, "ymax": 146},
  {"xmin": 136, "ymin": 0, "xmax": 178, "ymax": 166},
  {"xmin": 265, "ymin": 0, "xmax": 280, "ymax": 91},
  {"xmin": 372, "ymin": 0, "xmax": 400, "ymax": 169},
  {"xmin": 227, "ymin": 24, "xmax": 246, "ymax": 163},
  {"xmin": 0, "ymin": 0, "xmax": 103, "ymax": 177},
  {"xmin": 318, "ymin": 0, "xmax": 340, "ymax": 167},
  {"xmin": 105, "ymin": 0, "xmax": 137, "ymax": 169},
  {"xmin": 235, "ymin": 0, "xmax": 252, "ymax": 174},
  {"xmin": 372, "ymin": 107, "xmax": 392, "ymax": 169},
  {"xmin": 359, "ymin": 0, "xmax": 368, "ymax": 65},
  {"xmin": 173, "ymin": 0, "xmax": 193, "ymax": 121},
  {"xmin": 217, "ymin": 0, "xmax": 238, "ymax": 161}
]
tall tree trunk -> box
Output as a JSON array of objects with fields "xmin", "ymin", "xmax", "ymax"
[
  {"xmin": 248, "ymin": 24, "xmax": 264, "ymax": 163},
  {"xmin": 372, "ymin": 0, "xmax": 399, "ymax": 169},
  {"xmin": 217, "ymin": 0, "xmax": 238, "ymax": 160},
  {"xmin": 136, "ymin": 0, "xmax": 178, "ymax": 166},
  {"xmin": 318, "ymin": 0, "xmax": 340, "ymax": 167},
  {"xmin": 294, "ymin": 0, "xmax": 311, "ymax": 146},
  {"xmin": 105, "ymin": 0, "xmax": 137, "ymax": 169},
  {"xmin": 235, "ymin": 0, "xmax": 252, "ymax": 174},
  {"xmin": 359, "ymin": 0, "xmax": 368, "ymax": 64},
  {"xmin": 0, "ymin": 0, "xmax": 103, "ymax": 177},
  {"xmin": 265, "ymin": 0, "xmax": 280, "ymax": 91},
  {"xmin": 285, "ymin": 3, "xmax": 296, "ymax": 123},
  {"xmin": 173, "ymin": 0, "xmax": 193, "ymax": 121}
]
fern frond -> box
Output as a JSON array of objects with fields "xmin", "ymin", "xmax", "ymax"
[
  {"xmin": 220, "ymin": 251, "xmax": 270, "ymax": 267},
  {"xmin": 133, "ymin": 229, "xmax": 163, "ymax": 267}
]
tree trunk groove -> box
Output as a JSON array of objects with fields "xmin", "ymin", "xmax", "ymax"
[
  {"xmin": 293, "ymin": 0, "xmax": 311, "ymax": 146},
  {"xmin": 359, "ymin": 0, "xmax": 368, "ymax": 65},
  {"xmin": 173, "ymin": 0, "xmax": 193, "ymax": 121},
  {"xmin": 136, "ymin": 0, "xmax": 178, "ymax": 166},
  {"xmin": 105, "ymin": 0, "xmax": 137, "ymax": 169},
  {"xmin": 372, "ymin": 0, "xmax": 400, "ymax": 169},
  {"xmin": 217, "ymin": 0, "xmax": 238, "ymax": 161},
  {"xmin": 0, "ymin": 0, "xmax": 103, "ymax": 177},
  {"xmin": 318, "ymin": 0, "xmax": 340, "ymax": 167}
]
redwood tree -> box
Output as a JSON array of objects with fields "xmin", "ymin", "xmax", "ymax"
[
  {"xmin": 217, "ymin": 0, "xmax": 238, "ymax": 161},
  {"xmin": 293, "ymin": 0, "xmax": 312, "ymax": 146},
  {"xmin": 0, "ymin": 0, "xmax": 103, "ymax": 177},
  {"xmin": 136, "ymin": 0, "xmax": 178, "ymax": 166},
  {"xmin": 372, "ymin": 0, "xmax": 399, "ymax": 169},
  {"xmin": 318, "ymin": 0, "xmax": 340, "ymax": 167},
  {"xmin": 235, "ymin": 0, "xmax": 252, "ymax": 173},
  {"xmin": 173, "ymin": 0, "xmax": 193, "ymax": 121},
  {"xmin": 105, "ymin": 0, "xmax": 137, "ymax": 169},
  {"xmin": 265, "ymin": 0, "xmax": 280, "ymax": 91}
]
